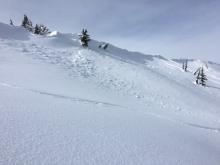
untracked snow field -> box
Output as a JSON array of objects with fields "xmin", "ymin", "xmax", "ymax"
[{"xmin": 0, "ymin": 23, "xmax": 220, "ymax": 165}]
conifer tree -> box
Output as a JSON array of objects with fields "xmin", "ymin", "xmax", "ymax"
[
  {"xmin": 34, "ymin": 24, "xmax": 40, "ymax": 34},
  {"xmin": 79, "ymin": 29, "xmax": 90, "ymax": 47},
  {"xmin": 10, "ymin": 19, "xmax": 14, "ymax": 26},
  {"xmin": 182, "ymin": 62, "xmax": 185, "ymax": 70},
  {"xmin": 182, "ymin": 60, "xmax": 188, "ymax": 71},
  {"xmin": 22, "ymin": 15, "xmax": 28, "ymax": 27},
  {"xmin": 195, "ymin": 67, "xmax": 207, "ymax": 86},
  {"xmin": 196, "ymin": 69, "xmax": 201, "ymax": 84},
  {"xmin": 38, "ymin": 24, "xmax": 50, "ymax": 35},
  {"xmin": 184, "ymin": 60, "xmax": 188, "ymax": 72},
  {"xmin": 200, "ymin": 67, "xmax": 207, "ymax": 86},
  {"xmin": 22, "ymin": 15, "xmax": 33, "ymax": 32},
  {"xmin": 34, "ymin": 24, "xmax": 50, "ymax": 35}
]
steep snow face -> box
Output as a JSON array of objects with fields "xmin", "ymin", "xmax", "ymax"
[{"xmin": 1, "ymin": 22, "xmax": 220, "ymax": 165}]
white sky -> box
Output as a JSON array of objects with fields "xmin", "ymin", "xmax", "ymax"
[{"xmin": 0, "ymin": 0, "xmax": 220, "ymax": 62}]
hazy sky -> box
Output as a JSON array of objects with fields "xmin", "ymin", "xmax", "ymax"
[{"xmin": 0, "ymin": 0, "xmax": 220, "ymax": 62}]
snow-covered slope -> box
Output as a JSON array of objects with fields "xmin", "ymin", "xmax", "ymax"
[{"xmin": 1, "ymin": 22, "xmax": 220, "ymax": 165}]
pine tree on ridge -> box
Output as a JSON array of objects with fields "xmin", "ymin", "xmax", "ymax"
[{"xmin": 79, "ymin": 29, "xmax": 90, "ymax": 47}]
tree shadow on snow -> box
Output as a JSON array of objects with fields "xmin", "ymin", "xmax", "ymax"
[{"xmin": 207, "ymin": 85, "xmax": 220, "ymax": 90}]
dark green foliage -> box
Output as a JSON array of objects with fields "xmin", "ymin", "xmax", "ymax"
[
  {"xmin": 34, "ymin": 24, "xmax": 40, "ymax": 34},
  {"xmin": 22, "ymin": 15, "xmax": 33, "ymax": 32},
  {"xmin": 39, "ymin": 24, "xmax": 50, "ymax": 35},
  {"xmin": 200, "ymin": 67, "xmax": 207, "ymax": 86},
  {"xmin": 10, "ymin": 19, "xmax": 14, "ymax": 26},
  {"xmin": 195, "ymin": 67, "xmax": 207, "ymax": 86},
  {"xmin": 79, "ymin": 29, "xmax": 90, "ymax": 47},
  {"xmin": 184, "ymin": 60, "xmax": 188, "ymax": 71},
  {"xmin": 182, "ymin": 60, "xmax": 188, "ymax": 72},
  {"xmin": 34, "ymin": 24, "xmax": 50, "ymax": 35},
  {"xmin": 22, "ymin": 15, "xmax": 28, "ymax": 27},
  {"xmin": 196, "ymin": 69, "xmax": 201, "ymax": 84},
  {"xmin": 21, "ymin": 15, "xmax": 50, "ymax": 35}
]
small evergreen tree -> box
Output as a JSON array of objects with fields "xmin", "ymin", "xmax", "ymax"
[
  {"xmin": 196, "ymin": 69, "xmax": 201, "ymax": 84},
  {"xmin": 182, "ymin": 60, "xmax": 188, "ymax": 71},
  {"xmin": 34, "ymin": 24, "xmax": 50, "ymax": 35},
  {"xmin": 38, "ymin": 24, "xmax": 50, "ymax": 35},
  {"xmin": 22, "ymin": 15, "xmax": 33, "ymax": 32},
  {"xmin": 184, "ymin": 60, "xmax": 188, "ymax": 71},
  {"xmin": 200, "ymin": 67, "xmax": 207, "ymax": 86},
  {"xmin": 22, "ymin": 15, "xmax": 28, "ymax": 27},
  {"xmin": 182, "ymin": 62, "xmax": 185, "ymax": 70},
  {"xmin": 195, "ymin": 67, "xmax": 207, "ymax": 86},
  {"xmin": 34, "ymin": 24, "xmax": 40, "ymax": 34},
  {"xmin": 10, "ymin": 19, "xmax": 14, "ymax": 26},
  {"xmin": 79, "ymin": 29, "xmax": 90, "ymax": 47}
]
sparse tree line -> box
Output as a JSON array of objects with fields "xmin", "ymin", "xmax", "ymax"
[
  {"xmin": 10, "ymin": 15, "xmax": 51, "ymax": 35},
  {"xmin": 10, "ymin": 15, "xmax": 109, "ymax": 50},
  {"xmin": 10, "ymin": 16, "xmax": 208, "ymax": 87},
  {"xmin": 182, "ymin": 60, "xmax": 208, "ymax": 87}
]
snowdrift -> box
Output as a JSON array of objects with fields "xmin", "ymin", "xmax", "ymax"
[{"xmin": 0, "ymin": 22, "xmax": 29, "ymax": 40}]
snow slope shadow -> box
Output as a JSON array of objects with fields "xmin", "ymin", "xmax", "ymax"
[
  {"xmin": 187, "ymin": 123, "xmax": 220, "ymax": 132},
  {"xmin": 1, "ymin": 81, "xmax": 220, "ymax": 134},
  {"xmin": 207, "ymin": 85, "xmax": 220, "ymax": 90},
  {"xmin": 0, "ymin": 82, "xmax": 125, "ymax": 108},
  {"xmin": 30, "ymin": 89, "xmax": 126, "ymax": 108}
]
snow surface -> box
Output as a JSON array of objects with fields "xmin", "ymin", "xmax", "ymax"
[{"xmin": 0, "ymin": 22, "xmax": 220, "ymax": 165}]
